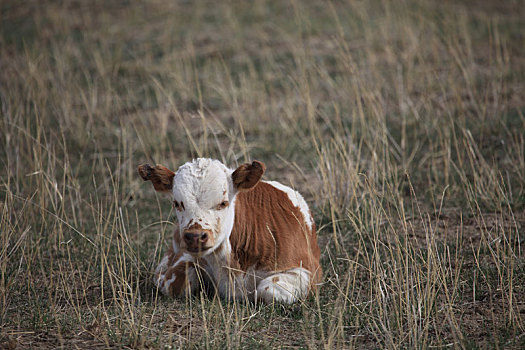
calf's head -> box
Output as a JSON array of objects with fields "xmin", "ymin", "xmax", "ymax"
[{"xmin": 138, "ymin": 158, "xmax": 265, "ymax": 256}]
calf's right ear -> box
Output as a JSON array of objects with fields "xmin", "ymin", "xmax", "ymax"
[
  {"xmin": 137, "ymin": 163, "xmax": 175, "ymax": 193},
  {"xmin": 232, "ymin": 160, "xmax": 266, "ymax": 191}
]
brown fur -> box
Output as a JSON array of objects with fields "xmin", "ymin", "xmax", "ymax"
[
  {"xmin": 229, "ymin": 182, "xmax": 322, "ymax": 287},
  {"xmin": 137, "ymin": 163, "xmax": 175, "ymax": 192},
  {"xmin": 160, "ymin": 248, "xmax": 207, "ymax": 297},
  {"xmin": 166, "ymin": 259, "xmax": 195, "ymax": 296},
  {"xmin": 232, "ymin": 161, "xmax": 266, "ymax": 190},
  {"xmin": 172, "ymin": 226, "xmax": 181, "ymax": 250}
]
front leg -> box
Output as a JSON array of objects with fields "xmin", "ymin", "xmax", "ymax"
[{"xmin": 154, "ymin": 249, "xmax": 201, "ymax": 297}]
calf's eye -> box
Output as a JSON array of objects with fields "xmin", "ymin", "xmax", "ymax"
[
  {"xmin": 216, "ymin": 201, "xmax": 229, "ymax": 210},
  {"xmin": 173, "ymin": 200, "xmax": 184, "ymax": 211}
]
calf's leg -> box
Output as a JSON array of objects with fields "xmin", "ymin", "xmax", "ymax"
[
  {"xmin": 255, "ymin": 267, "xmax": 311, "ymax": 304},
  {"xmin": 154, "ymin": 250, "xmax": 201, "ymax": 297}
]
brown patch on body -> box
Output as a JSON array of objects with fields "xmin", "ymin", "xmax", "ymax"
[
  {"xmin": 138, "ymin": 163, "xmax": 175, "ymax": 192},
  {"xmin": 229, "ymin": 181, "xmax": 322, "ymax": 288},
  {"xmin": 272, "ymin": 276, "xmax": 279, "ymax": 283},
  {"xmin": 165, "ymin": 259, "xmax": 195, "ymax": 296}
]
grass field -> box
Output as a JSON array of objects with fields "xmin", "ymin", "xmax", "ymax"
[{"xmin": 1, "ymin": 0, "xmax": 525, "ymax": 348}]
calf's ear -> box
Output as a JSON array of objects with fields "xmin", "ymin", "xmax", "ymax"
[
  {"xmin": 137, "ymin": 163, "xmax": 175, "ymax": 193},
  {"xmin": 232, "ymin": 160, "xmax": 266, "ymax": 191}
]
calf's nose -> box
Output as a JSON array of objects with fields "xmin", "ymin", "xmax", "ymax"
[{"xmin": 183, "ymin": 231, "xmax": 209, "ymax": 246}]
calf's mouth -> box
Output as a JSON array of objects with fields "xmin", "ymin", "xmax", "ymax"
[{"xmin": 186, "ymin": 246, "xmax": 211, "ymax": 253}]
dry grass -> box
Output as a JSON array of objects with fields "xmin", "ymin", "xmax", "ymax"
[{"xmin": 1, "ymin": 0, "xmax": 524, "ymax": 348}]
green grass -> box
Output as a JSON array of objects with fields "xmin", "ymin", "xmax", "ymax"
[{"xmin": 1, "ymin": 0, "xmax": 525, "ymax": 348}]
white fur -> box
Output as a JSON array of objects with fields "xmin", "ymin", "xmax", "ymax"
[
  {"xmin": 171, "ymin": 159, "xmax": 237, "ymax": 256},
  {"xmin": 256, "ymin": 268, "xmax": 311, "ymax": 304},
  {"xmin": 161, "ymin": 274, "xmax": 177, "ymax": 295},
  {"xmin": 203, "ymin": 251, "xmax": 270, "ymax": 302},
  {"xmin": 154, "ymin": 254, "xmax": 170, "ymax": 277},
  {"xmin": 204, "ymin": 251, "xmax": 245, "ymax": 300},
  {"xmin": 172, "ymin": 239, "xmax": 180, "ymax": 254},
  {"xmin": 264, "ymin": 181, "xmax": 313, "ymax": 230}
]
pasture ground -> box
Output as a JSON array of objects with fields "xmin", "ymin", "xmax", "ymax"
[{"xmin": 1, "ymin": 0, "xmax": 525, "ymax": 348}]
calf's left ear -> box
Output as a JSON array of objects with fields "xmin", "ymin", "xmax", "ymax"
[
  {"xmin": 137, "ymin": 163, "xmax": 175, "ymax": 193},
  {"xmin": 232, "ymin": 160, "xmax": 266, "ymax": 191}
]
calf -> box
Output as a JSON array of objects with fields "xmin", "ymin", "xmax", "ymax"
[{"xmin": 138, "ymin": 158, "xmax": 321, "ymax": 303}]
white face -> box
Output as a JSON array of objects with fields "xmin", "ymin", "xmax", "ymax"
[{"xmin": 171, "ymin": 158, "xmax": 237, "ymax": 256}]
